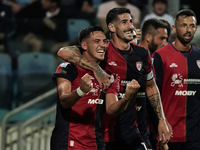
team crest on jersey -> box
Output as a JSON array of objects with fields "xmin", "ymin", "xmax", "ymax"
[
  {"xmin": 110, "ymin": 75, "xmax": 114, "ymax": 83},
  {"xmin": 136, "ymin": 61, "xmax": 143, "ymax": 71},
  {"xmin": 196, "ymin": 60, "xmax": 200, "ymax": 69}
]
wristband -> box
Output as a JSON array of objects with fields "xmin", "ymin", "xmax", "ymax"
[{"xmin": 76, "ymin": 87, "xmax": 86, "ymax": 97}]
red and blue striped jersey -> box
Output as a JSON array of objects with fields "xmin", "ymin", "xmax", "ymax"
[
  {"xmin": 102, "ymin": 40, "xmax": 153, "ymax": 144},
  {"xmin": 51, "ymin": 62, "xmax": 118, "ymax": 150},
  {"xmin": 152, "ymin": 43, "xmax": 200, "ymax": 142}
]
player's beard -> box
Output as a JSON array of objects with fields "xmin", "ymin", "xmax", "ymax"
[
  {"xmin": 177, "ymin": 32, "xmax": 194, "ymax": 45},
  {"xmin": 148, "ymin": 40, "xmax": 158, "ymax": 54},
  {"xmin": 116, "ymin": 31, "xmax": 133, "ymax": 43}
]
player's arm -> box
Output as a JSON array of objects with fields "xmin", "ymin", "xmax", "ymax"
[
  {"xmin": 57, "ymin": 73, "xmax": 93, "ymax": 109},
  {"xmin": 57, "ymin": 46, "xmax": 111, "ymax": 90},
  {"xmin": 145, "ymin": 78, "xmax": 171, "ymax": 144},
  {"xmin": 106, "ymin": 79, "xmax": 140, "ymax": 117}
]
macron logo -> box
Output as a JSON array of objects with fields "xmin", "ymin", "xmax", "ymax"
[
  {"xmin": 170, "ymin": 63, "xmax": 178, "ymax": 67},
  {"xmin": 108, "ymin": 61, "xmax": 117, "ymax": 66}
]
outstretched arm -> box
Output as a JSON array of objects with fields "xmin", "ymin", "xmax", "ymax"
[
  {"xmin": 145, "ymin": 78, "xmax": 172, "ymax": 144},
  {"xmin": 57, "ymin": 46, "xmax": 111, "ymax": 90}
]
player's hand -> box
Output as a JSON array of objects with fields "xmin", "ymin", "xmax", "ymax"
[
  {"xmin": 136, "ymin": 29, "xmax": 141, "ymax": 40},
  {"xmin": 80, "ymin": 73, "xmax": 93, "ymax": 93},
  {"xmin": 93, "ymin": 65, "xmax": 111, "ymax": 90},
  {"xmin": 158, "ymin": 119, "xmax": 171, "ymax": 144},
  {"xmin": 124, "ymin": 79, "xmax": 140, "ymax": 100},
  {"xmin": 158, "ymin": 140, "xmax": 169, "ymax": 150},
  {"xmin": 166, "ymin": 119, "xmax": 173, "ymax": 138}
]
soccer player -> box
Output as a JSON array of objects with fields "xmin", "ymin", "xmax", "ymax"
[
  {"xmin": 139, "ymin": 18, "xmax": 168, "ymax": 55},
  {"xmin": 57, "ymin": 8, "xmax": 171, "ymax": 150},
  {"xmin": 152, "ymin": 9, "xmax": 200, "ymax": 150},
  {"xmin": 51, "ymin": 25, "xmax": 140, "ymax": 150},
  {"xmin": 139, "ymin": 18, "xmax": 169, "ymax": 150}
]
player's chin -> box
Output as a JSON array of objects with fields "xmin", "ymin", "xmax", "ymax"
[
  {"xmin": 97, "ymin": 55, "xmax": 105, "ymax": 61},
  {"xmin": 124, "ymin": 38, "xmax": 133, "ymax": 43}
]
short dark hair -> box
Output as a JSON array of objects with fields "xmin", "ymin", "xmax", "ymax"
[
  {"xmin": 141, "ymin": 18, "xmax": 168, "ymax": 40},
  {"xmin": 175, "ymin": 9, "xmax": 196, "ymax": 21},
  {"xmin": 160, "ymin": 19, "xmax": 171, "ymax": 41},
  {"xmin": 152, "ymin": 0, "xmax": 167, "ymax": 5},
  {"xmin": 106, "ymin": 7, "xmax": 131, "ymax": 26},
  {"xmin": 78, "ymin": 25, "xmax": 104, "ymax": 43}
]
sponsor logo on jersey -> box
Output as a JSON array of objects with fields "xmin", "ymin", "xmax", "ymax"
[
  {"xmin": 175, "ymin": 90, "xmax": 196, "ymax": 96},
  {"xmin": 88, "ymin": 99, "xmax": 104, "ymax": 104},
  {"xmin": 196, "ymin": 60, "xmax": 200, "ymax": 69},
  {"xmin": 184, "ymin": 79, "xmax": 200, "ymax": 84},
  {"xmin": 137, "ymin": 106, "xmax": 142, "ymax": 111},
  {"xmin": 136, "ymin": 61, "xmax": 143, "ymax": 71},
  {"xmin": 90, "ymin": 87, "xmax": 98, "ymax": 93},
  {"xmin": 90, "ymin": 84, "xmax": 100, "ymax": 96},
  {"xmin": 120, "ymin": 80, "xmax": 130, "ymax": 86},
  {"xmin": 170, "ymin": 63, "xmax": 178, "ymax": 67},
  {"xmin": 171, "ymin": 74, "xmax": 183, "ymax": 87},
  {"xmin": 108, "ymin": 61, "xmax": 117, "ymax": 66},
  {"xmin": 137, "ymin": 92, "xmax": 145, "ymax": 98},
  {"xmin": 118, "ymin": 93, "xmax": 125, "ymax": 99}
]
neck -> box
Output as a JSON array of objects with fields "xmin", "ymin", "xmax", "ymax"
[
  {"xmin": 173, "ymin": 39, "xmax": 191, "ymax": 52},
  {"xmin": 139, "ymin": 40, "xmax": 152, "ymax": 54},
  {"xmin": 83, "ymin": 53, "xmax": 100, "ymax": 64},
  {"xmin": 139, "ymin": 40, "xmax": 148, "ymax": 50}
]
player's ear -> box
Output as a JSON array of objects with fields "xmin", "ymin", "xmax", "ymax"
[
  {"xmin": 146, "ymin": 34, "xmax": 152, "ymax": 43},
  {"xmin": 81, "ymin": 41, "xmax": 87, "ymax": 51},
  {"xmin": 194, "ymin": 26, "xmax": 198, "ymax": 34},
  {"xmin": 172, "ymin": 24, "xmax": 176, "ymax": 33},
  {"xmin": 108, "ymin": 23, "xmax": 115, "ymax": 32}
]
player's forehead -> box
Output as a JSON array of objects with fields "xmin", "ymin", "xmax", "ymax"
[
  {"xmin": 84, "ymin": 31, "xmax": 106, "ymax": 42},
  {"xmin": 176, "ymin": 16, "xmax": 196, "ymax": 24},
  {"xmin": 117, "ymin": 13, "xmax": 132, "ymax": 21},
  {"xmin": 157, "ymin": 28, "xmax": 167, "ymax": 34}
]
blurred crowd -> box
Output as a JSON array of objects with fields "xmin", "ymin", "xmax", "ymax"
[
  {"xmin": 1, "ymin": 0, "xmax": 198, "ymax": 57},
  {"xmin": 1, "ymin": 0, "xmax": 200, "ymax": 70}
]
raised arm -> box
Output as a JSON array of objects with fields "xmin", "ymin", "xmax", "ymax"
[
  {"xmin": 57, "ymin": 73, "xmax": 93, "ymax": 109},
  {"xmin": 57, "ymin": 46, "xmax": 111, "ymax": 90},
  {"xmin": 106, "ymin": 79, "xmax": 140, "ymax": 117},
  {"xmin": 145, "ymin": 78, "xmax": 172, "ymax": 144}
]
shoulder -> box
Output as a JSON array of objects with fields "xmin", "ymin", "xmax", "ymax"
[
  {"xmin": 155, "ymin": 44, "xmax": 171, "ymax": 53},
  {"xmin": 192, "ymin": 45, "xmax": 200, "ymax": 52},
  {"xmin": 131, "ymin": 43, "xmax": 148, "ymax": 54},
  {"xmin": 106, "ymin": 41, "xmax": 113, "ymax": 50},
  {"xmin": 56, "ymin": 62, "xmax": 76, "ymax": 72}
]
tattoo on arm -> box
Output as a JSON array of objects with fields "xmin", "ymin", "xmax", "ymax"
[
  {"xmin": 63, "ymin": 46, "xmax": 107, "ymax": 80},
  {"xmin": 66, "ymin": 47, "xmax": 94, "ymax": 71},
  {"xmin": 148, "ymin": 93, "xmax": 162, "ymax": 120}
]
